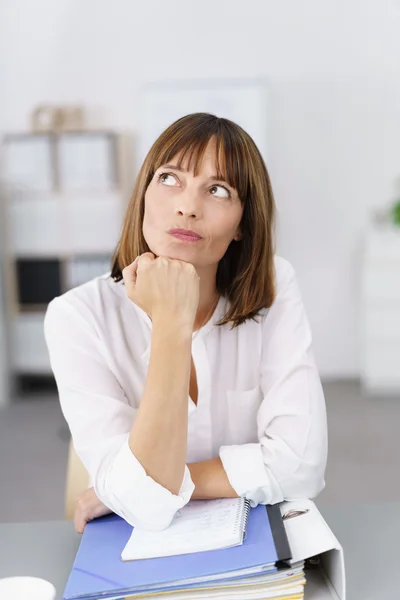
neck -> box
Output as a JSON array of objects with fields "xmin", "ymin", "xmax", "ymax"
[{"xmin": 193, "ymin": 265, "xmax": 219, "ymax": 331}]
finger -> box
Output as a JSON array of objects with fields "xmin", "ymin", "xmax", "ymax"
[
  {"xmin": 122, "ymin": 259, "xmax": 139, "ymax": 290},
  {"xmin": 74, "ymin": 510, "xmax": 86, "ymax": 534},
  {"xmin": 130, "ymin": 256, "xmax": 140, "ymax": 285},
  {"xmin": 137, "ymin": 252, "xmax": 156, "ymax": 271},
  {"xmin": 155, "ymin": 255, "xmax": 169, "ymax": 267},
  {"xmin": 93, "ymin": 502, "xmax": 112, "ymax": 519},
  {"xmin": 122, "ymin": 257, "xmax": 138, "ymax": 278}
]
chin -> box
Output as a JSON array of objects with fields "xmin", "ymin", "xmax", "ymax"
[
  {"xmin": 147, "ymin": 238, "xmax": 193, "ymax": 260},
  {"xmin": 162, "ymin": 247, "xmax": 199, "ymax": 264}
]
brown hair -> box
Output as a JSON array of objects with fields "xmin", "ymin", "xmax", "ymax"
[{"xmin": 111, "ymin": 112, "xmax": 276, "ymax": 328}]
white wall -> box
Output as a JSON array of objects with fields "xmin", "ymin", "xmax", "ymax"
[{"xmin": 2, "ymin": 0, "xmax": 400, "ymax": 378}]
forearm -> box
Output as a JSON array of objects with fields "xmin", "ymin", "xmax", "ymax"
[
  {"xmin": 129, "ymin": 318, "xmax": 192, "ymax": 495},
  {"xmin": 188, "ymin": 457, "xmax": 238, "ymax": 500}
]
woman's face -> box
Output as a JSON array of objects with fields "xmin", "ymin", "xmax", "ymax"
[{"xmin": 142, "ymin": 139, "xmax": 244, "ymax": 270}]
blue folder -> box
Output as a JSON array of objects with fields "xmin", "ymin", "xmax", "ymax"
[{"xmin": 63, "ymin": 505, "xmax": 278, "ymax": 600}]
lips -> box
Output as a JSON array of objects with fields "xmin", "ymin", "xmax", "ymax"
[{"xmin": 168, "ymin": 228, "xmax": 203, "ymax": 241}]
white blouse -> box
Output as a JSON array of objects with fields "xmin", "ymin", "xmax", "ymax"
[{"xmin": 44, "ymin": 255, "xmax": 327, "ymax": 531}]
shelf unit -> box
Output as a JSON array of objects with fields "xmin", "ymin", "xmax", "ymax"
[
  {"xmin": 360, "ymin": 224, "xmax": 400, "ymax": 395},
  {"xmin": 0, "ymin": 130, "xmax": 132, "ymax": 387}
]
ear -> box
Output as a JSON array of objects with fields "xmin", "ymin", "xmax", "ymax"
[{"xmin": 233, "ymin": 228, "xmax": 242, "ymax": 241}]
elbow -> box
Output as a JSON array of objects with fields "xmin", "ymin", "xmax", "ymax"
[
  {"xmin": 286, "ymin": 474, "xmax": 325, "ymax": 501},
  {"xmin": 87, "ymin": 439, "xmax": 194, "ymax": 531},
  {"xmin": 282, "ymin": 426, "xmax": 328, "ymax": 501},
  {"xmin": 94, "ymin": 478, "xmax": 177, "ymax": 531},
  {"xmin": 281, "ymin": 461, "xmax": 326, "ymax": 501},
  {"xmin": 92, "ymin": 454, "xmax": 193, "ymax": 531},
  {"xmin": 258, "ymin": 427, "xmax": 327, "ymax": 505}
]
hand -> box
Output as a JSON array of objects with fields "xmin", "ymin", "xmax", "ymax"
[
  {"xmin": 74, "ymin": 487, "xmax": 112, "ymax": 534},
  {"xmin": 122, "ymin": 253, "xmax": 200, "ymax": 329}
]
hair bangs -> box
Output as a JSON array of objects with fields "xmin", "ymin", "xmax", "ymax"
[{"xmin": 152, "ymin": 118, "xmax": 250, "ymax": 203}]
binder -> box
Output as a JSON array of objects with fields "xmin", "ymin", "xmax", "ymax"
[
  {"xmin": 280, "ymin": 500, "xmax": 346, "ymax": 600},
  {"xmin": 63, "ymin": 504, "xmax": 283, "ymax": 600},
  {"xmin": 266, "ymin": 504, "xmax": 292, "ymax": 566}
]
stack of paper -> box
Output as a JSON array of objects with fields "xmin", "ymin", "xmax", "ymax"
[
  {"xmin": 63, "ymin": 503, "xmax": 306, "ymax": 600},
  {"xmin": 106, "ymin": 565, "xmax": 306, "ymax": 599}
]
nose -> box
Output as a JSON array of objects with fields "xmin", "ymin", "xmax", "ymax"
[{"xmin": 174, "ymin": 189, "xmax": 202, "ymax": 219}]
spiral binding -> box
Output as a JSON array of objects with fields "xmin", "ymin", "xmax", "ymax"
[{"xmin": 233, "ymin": 498, "xmax": 251, "ymax": 538}]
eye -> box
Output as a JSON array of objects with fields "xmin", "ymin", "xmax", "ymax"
[
  {"xmin": 209, "ymin": 184, "xmax": 231, "ymax": 199},
  {"xmin": 158, "ymin": 172, "xmax": 178, "ymax": 186}
]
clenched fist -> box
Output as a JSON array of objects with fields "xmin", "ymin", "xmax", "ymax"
[{"xmin": 122, "ymin": 253, "xmax": 200, "ymax": 330}]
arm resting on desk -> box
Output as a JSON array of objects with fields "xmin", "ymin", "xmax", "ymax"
[
  {"xmin": 188, "ymin": 458, "xmax": 238, "ymax": 500},
  {"xmin": 219, "ymin": 262, "xmax": 328, "ymax": 506},
  {"xmin": 44, "ymin": 297, "xmax": 194, "ymax": 532}
]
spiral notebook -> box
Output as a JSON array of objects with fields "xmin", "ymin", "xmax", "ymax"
[{"xmin": 121, "ymin": 498, "xmax": 251, "ymax": 561}]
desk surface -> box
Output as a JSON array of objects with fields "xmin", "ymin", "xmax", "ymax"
[{"xmin": 0, "ymin": 502, "xmax": 398, "ymax": 600}]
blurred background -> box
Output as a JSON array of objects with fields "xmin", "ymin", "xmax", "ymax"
[{"xmin": 1, "ymin": 0, "xmax": 400, "ymax": 523}]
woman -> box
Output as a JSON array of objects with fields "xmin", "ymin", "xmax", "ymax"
[{"xmin": 45, "ymin": 113, "xmax": 327, "ymax": 534}]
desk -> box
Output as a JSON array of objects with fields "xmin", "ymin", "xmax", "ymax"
[{"xmin": 0, "ymin": 503, "xmax": 398, "ymax": 599}]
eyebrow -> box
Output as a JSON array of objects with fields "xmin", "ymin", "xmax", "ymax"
[{"xmin": 159, "ymin": 164, "xmax": 230, "ymax": 185}]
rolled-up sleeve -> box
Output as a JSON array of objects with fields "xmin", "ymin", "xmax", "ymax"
[
  {"xmin": 44, "ymin": 297, "xmax": 194, "ymax": 530},
  {"xmin": 219, "ymin": 260, "xmax": 327, "ymax": 506}
]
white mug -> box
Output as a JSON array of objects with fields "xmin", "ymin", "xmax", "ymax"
[{"xmin": 0, "ymin": 576, "xmax": 56, "ymax": 600}]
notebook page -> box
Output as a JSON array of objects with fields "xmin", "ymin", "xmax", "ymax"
[{"xmin": 122, "ymin": 498, "xmax": 246, "ymax": 561}]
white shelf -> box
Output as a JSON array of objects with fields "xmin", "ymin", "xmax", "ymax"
[
  {"xmin": 7, "ymin": 189, "xmax": 121, "ymax": 200},
  {"xmin": 65, "ymin": 257, "xmax": 110, "ymax": 289},
  {"xmin": 9, "ymin": 197, "xmax": 63, "ymax": 255},
  {"xmin": 58, "ymin": 133, "xmax": 116, "ymax": 190},
  {"xmin": 8, "ymin": 194, "xmax": 122, "ymax": 256},
  {"xmin": 2, "ymin": 136, "xmax": 54, "ymax": 192},
  {"xmin": 1, "ymin": 130, "xmax": 129, "ymax": 378},
  {"xmin": 11, "ymin": 314, "xmax": 51, "ymax": 374},
  {"xmin": 361, "ymin": 225, "xmax": 400, "ymax": 395},
  {"xmin": 64, "ymin": 199, "xmax": 122, "ymax": 253}
]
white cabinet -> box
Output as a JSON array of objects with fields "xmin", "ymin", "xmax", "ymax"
[
  {"xmin": 11, "ymin": 314, "xmax": 51, "ymax": 374},
  {"xmin": 9, "ymin": 195, "xmax": 63, "ymax": 255},
  {"xmin": 64, "ymin": 194, "xmax": 122, "ymax": 253},
  {"xmin": 361, "ymin": 226, "xmax": 400, "ymax": 394},
  {"xmin": 1, "ymin": 131, "xmax": 129, "ymax": 378},
  {"xmin": 9, "ymin": 191, "xmax": 123, "ymax": 256}
]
